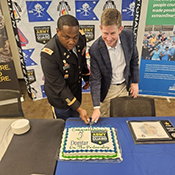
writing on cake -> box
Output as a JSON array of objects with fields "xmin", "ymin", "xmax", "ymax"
[{"xmin": 59, "ymin": 127, "xmax": 122, "ymax": 160}]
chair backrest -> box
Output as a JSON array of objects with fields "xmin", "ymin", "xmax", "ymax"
[
  {"xmin": 110, "ymin": 96, "xmax": 156, "ymax": 117},
  {"xmin": 0, "ymin": 89, "xmax": 24, "ymax": 117}
]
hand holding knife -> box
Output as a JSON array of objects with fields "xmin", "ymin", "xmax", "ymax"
[{"xmin": 89, "ymin": 117, "xmax": 95, "ymax": 132}]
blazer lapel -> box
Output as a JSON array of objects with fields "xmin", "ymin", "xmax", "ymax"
[
  {"xmin": 99, "ymin": 37, "xmax": 112, "ymax": 70},
  {"xmin": 120, "ymin": 33, "xmax": 129, "ymax": 65}
]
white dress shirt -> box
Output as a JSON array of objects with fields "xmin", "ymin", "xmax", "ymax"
[{"xmin": 107, "ymin": 38, "xmax": 126, "ymax": 84}]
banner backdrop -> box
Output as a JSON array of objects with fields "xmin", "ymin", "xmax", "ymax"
[
  {"xmin": 0, "ymin": 2, "xmax": 20, "ymax": 91},
  {"xmin": 133, "ymin": 0, "xmax": 142, "ymax": 43},
  {"xmin": 139, "ymin": 0, "xmax": 175, "ymax": 97},
  {"xmin": 9, "ymin": 0, "xmax": 136, "ymax": 100}
]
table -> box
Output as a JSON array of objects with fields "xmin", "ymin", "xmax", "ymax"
[
  {"xmin": 55, "ymin": 117, "xmax": 175, "ymax": 175},
  {"xmin": 0, "ymin": 119, "xmax": 65, "ymax": 175},
  {"xmin": 0, "ymin": 119, "xmax": 17, "ymax": 161}
]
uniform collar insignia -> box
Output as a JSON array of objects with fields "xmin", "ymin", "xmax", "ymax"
[{"xmin": 41, "ymin": 48, "xmax": 54, "ymax": 55}]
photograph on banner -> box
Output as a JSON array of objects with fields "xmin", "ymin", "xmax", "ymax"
[
  {"xmin": 0, "ymin": 6, "xmax": 11, "ymax": 63},
  {"xmin": 0, "ymin": 2, "xmax": 20, "ymax": 91},
  {"xmin": 139, "ymin": 0, "xmax": 175, "ymax": 97}
]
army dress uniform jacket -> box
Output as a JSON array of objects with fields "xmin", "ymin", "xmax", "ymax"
[{"xmin": 41, "ymin": 34, "xmax": 89, "ymax": 111}]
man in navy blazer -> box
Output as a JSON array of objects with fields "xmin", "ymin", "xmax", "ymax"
[{"xmin": 89, "ymin": 8, "xmax": 139, "ymax": 123}]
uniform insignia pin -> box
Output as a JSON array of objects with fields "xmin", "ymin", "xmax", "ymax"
[{"xmin": 64, "ymin": 74, "xmax": 69, "ymax": 79}]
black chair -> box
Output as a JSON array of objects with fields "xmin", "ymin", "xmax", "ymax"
[
  {"xmin": 0, "ymin": 89, "xmax": 24, "ymax": 117},
  {"xmin": 110, "ymin": 96, "xmax": 156, "ymax": 117}
]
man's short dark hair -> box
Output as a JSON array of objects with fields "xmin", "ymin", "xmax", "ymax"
[{"xmin": 57, "ymin": 15, "xmax": 79, "ymax": 30}]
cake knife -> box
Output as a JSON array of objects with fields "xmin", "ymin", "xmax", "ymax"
[{"xmin": 89, "ymin": 118, "xmax": 94, "ymax": 132}]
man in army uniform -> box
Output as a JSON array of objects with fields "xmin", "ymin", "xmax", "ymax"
[{"xmin": 41, "ymin": 15, "xmax": 90, "ymax": 124}]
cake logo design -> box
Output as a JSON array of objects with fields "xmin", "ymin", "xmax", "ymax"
[{"xmin": 91, "ymin": 129, "xmax": 109, "ymax": 145}]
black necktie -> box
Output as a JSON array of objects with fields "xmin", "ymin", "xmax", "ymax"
[
  {"xmin": 70, "ymin": 50, "xmax": 78, "ymax": 63},
  {"xmin": 70, "ymin": 50, "xmax": 77, "ymax": 57}
]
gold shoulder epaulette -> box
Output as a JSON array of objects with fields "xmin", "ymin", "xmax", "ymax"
[
  {"xmin": 41, "ymin": 48, "xmax": 54, "ymax": 55},
  {"xmin": 79, "ymin": 29, "xmax": 85, "ymax": 35}
]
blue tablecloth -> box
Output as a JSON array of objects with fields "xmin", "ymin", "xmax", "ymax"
[{"xmin": 55, "ymin": 117, "xmax": 175, "ymax": 175}]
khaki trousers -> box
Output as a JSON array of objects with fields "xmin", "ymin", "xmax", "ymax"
[{"xmin": 100, "ymin": 83, "xmax": 128, "ymax": 117}]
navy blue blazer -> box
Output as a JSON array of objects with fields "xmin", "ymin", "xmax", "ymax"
[{"xmin": 89, "ymin": 29, "xmax": 139, "ymax": 107}]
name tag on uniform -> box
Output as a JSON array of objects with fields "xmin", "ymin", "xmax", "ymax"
[{"xmin": 63, "ymin": 63, "xmax": 70, "ymax": 70}]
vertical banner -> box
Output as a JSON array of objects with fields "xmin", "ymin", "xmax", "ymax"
[
  {"xmin": 139, "ymin": 0, "xmax": 175, "ymax": 97},
  {"xmin": 7, "ymin": 0, "xmax": 33, "ymax": 99},
  {"xmin": 9, "ymin": 0, "xmax": 135, "ymax": 100},
  {"xmin": 132, "ymin": 0, "xmax": 142, "ymax": 43},
  {"xmin": 0, "ymin": 2, "xmax": 20, "ymax": 91}
]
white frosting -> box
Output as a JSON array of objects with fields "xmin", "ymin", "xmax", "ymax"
[{"xmin": 59, "ymin": 127, "xmax": 122, "ymax": 160}]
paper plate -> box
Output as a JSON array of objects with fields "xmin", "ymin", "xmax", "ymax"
[{"xmin": 11, "ymin": 119, "xmax": 30, "ymax": 135}]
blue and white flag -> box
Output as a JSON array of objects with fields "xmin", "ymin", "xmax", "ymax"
[
  {"xmin": 26, "ymin": 1, "xmax": 53, "ymax": 22},
  {"xmin": 75, "ymin": 0, "xmax": 99, "ymax": 20}
]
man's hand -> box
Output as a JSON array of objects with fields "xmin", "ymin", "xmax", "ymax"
[
  {"xmin": 83, "ymin": 81, "xmax": 90, "ymax": 90},
  {"xmin": 77, "ymin": 107, "xmax": 89, "ymax": 124},
  {"xmin": 91, "ymin": 108, "xmax": 101, "ymax": 123},
  {"xmin": 130, "ymin": 83, "xmax": 139, "ymax": 98}
]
